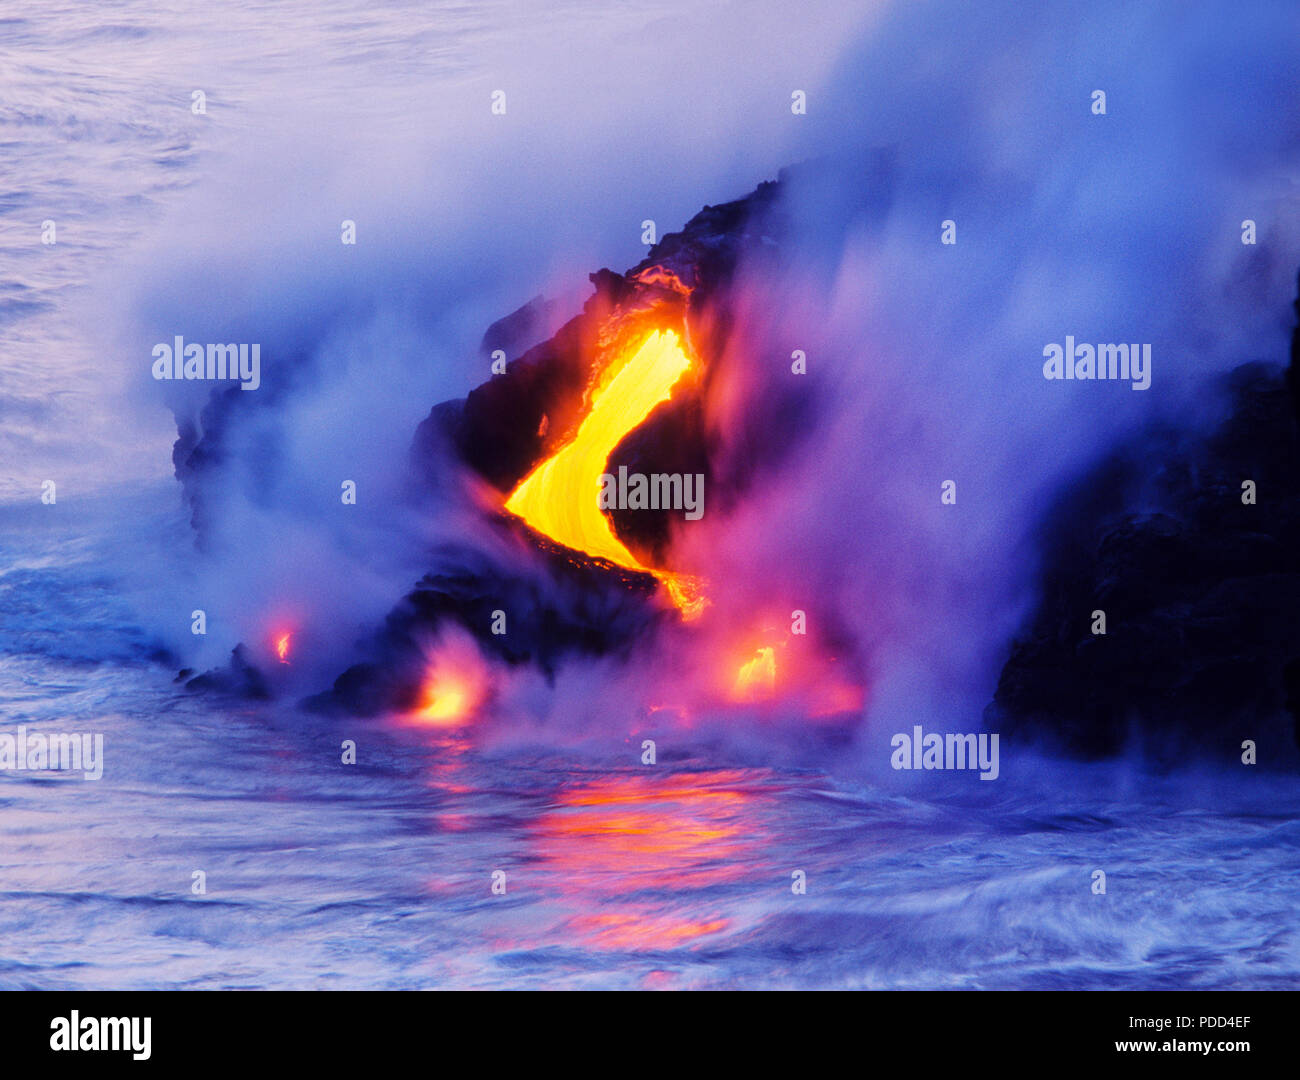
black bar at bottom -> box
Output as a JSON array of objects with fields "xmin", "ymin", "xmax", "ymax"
[{"xmin": 0, "ymin": 989, "xmax": 1288, "ymax": 1067}]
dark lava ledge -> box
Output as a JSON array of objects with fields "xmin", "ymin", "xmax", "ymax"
[{"xmin": 986, "ymin": 277, "xmax": 1300, "ymax": 767}]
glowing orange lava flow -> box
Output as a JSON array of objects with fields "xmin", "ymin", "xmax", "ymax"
[
  {"xmin": 410, "ymin": 630, "xmax": 490, "ymax": 728},
  {"xmin": 418, "ymin": 674, "xmax": 476, "ymax": 725},
  {"xmin": 505, "ymin": 328, "xmax": 705, "ymax": 617},
  {"xmin": 733, "ymin": 646, "xmax": 776, "ymax": 701}
]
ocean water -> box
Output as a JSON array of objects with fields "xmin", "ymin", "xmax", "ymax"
[
  {"xmin": 2, "ymin": 2, "xmax": 1299, "ymax": 990},
  {"xmin": 1, "ymin": 500, "xmax": 1297, "ymax": 990}
]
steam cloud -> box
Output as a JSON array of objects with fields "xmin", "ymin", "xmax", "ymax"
[{"xmin": 104, "ymin": 1, "xmax": 1300, "ymax": 763}]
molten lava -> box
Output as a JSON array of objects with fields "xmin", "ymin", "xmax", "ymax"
[
  {"xmin": 733, "ymin": 646, "xmax": 776, "ymax": 701},
  {"xmin": 418, "ymin": 675, "xmax": 476, "ymax": 725},
  {"xmin": 505, "ymin": 328, "xmax": 704, "ymax": 617},
  {"xmin": 413, "ymin": 632, "xmax": 491, "ymax": 727},
  {"xmin": 275, "ymin": 632, "xmax": 291, "ymax": 664}
]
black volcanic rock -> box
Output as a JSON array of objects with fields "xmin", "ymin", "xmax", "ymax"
[
  {"xmin": 164, "ymin": 157, "xmax": 899, "ymax": 708},
  {"xmin": 185, "ymin": 644, "xmax": 271, "ymax": 700},
  {"xmin": 1289, "ymin": 268, "xmax": 1300, "ymax": 426},
  {"xmin": 411, "ymin": 176, "xmax": 788, "ymax": 505},
  {"xmin": 321, "ymin": 175, "xmax": 809, "ymax": 714},
  {"xmin": 306, "ymin": 541, "xmax": 663, "ymax": 715},
  {"xmin": 317, "ymin": 156, "xmax": 901, "ymax": 713},
  {"xmin": 480, "ymin": 293, "xmax": 563, "ymax": 361},
  {"xmin": 408, "ymin": 156, "xmax": 898, "ymax": 545},
  {"xmin": 988, "ymin": 350, "xmax": 1300, "ymax": 766}
]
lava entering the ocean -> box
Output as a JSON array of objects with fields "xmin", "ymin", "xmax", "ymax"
[
  {"xmin": 733, "ymin": 646, "xmax": 776, "ymax": 701},
  {"xmin": 418, "ymin": 675, "xmax": 476, "ymax": 725},
  {"xmin": 504, "ymin": 327, "xmax": 705, "ymax": 617},
  {"xmin": 408, "ymin": 627, "xmax": 493, "ymax": 728},
  {"xmin": 416, "ymin": 662, "xmax": 485, "ymax": 726}
]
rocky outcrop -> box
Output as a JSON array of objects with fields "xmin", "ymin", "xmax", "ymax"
[
  {"xmin": 165, "ymin": 153, "xmax": 918, "ymax": 718},
  {"xmin": 304, "ymin": 539, "xmax": 662, "ymax": 714},
  {"xmin": 317, "ymin": 173, "xmax": 799, "ymax": 712},
  {"xmin": 987, "ymin": 324, "xmax": 1300, "ymax": 765},
  {"xmin": 319, "ymin": 153, "xmax": 899, "ymax": 712},
  {"xmin": 184, "ymin": 644, "xmax": 271, "ymax": 700},
  {"xmin": 410, "ymin": 175, "xmax": 787, "ymax": 532}
]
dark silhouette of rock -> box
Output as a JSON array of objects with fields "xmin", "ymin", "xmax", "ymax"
[
  {"xmin": 305, "ymin": 540, "xmax": 663, "ymax": 715},
  {"xmin": 480, "ymin": 293, "xmax": 563, "ymax": 361},
  {"xmin": 987, "ymin": 347, "xmax": 1300, "ymax": 766},
  {"xmin": 185, "ymin": 643, "xmax": 271, "ymax": 700},
  {"xmin": 1288, "ymin": 268, "xmax": 1300, "ymax": 426},
  {"xmin": 320, "ymin": 170, "xmax": 825, "ymax": 713},
  {"xmin": 410, "ymin": 175, "xmax": 790, "ymax": 508},
  {"xmin": 164, "ymin": 153, "xmax": 905, "ymax": 711}
]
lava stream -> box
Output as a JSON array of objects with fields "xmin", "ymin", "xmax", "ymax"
[{"xmin": 505, "ymin": 328, "xmax": 704, "ymax": 616}]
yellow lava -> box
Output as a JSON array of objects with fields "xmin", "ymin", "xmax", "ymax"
[
  {"xmin": 733, "ymin": 646, "xmax": 776, "ymax": 701},
  {"xmin": 419, "ymin": 680, "xmax": 471, "ymax": 724},
  {"xmin": 505, "ymin": 328, "xmax": 704, "ymax": 617}
]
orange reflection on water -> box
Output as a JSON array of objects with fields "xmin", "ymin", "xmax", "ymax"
[
  {"xmin": 567, "ymin": 912, "xmax": 731, "ymax": 951},
  {"xmin": 530, "ymin": 769, "xmax": 774, "ymax": 951}
]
